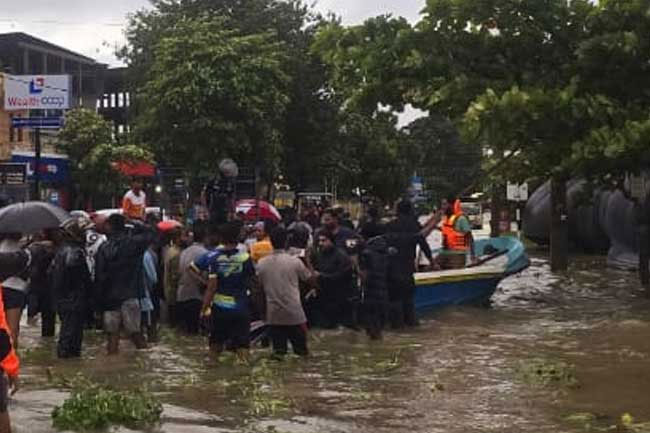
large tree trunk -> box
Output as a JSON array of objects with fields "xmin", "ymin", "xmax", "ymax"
[{"xmin": 550, "ymin": 176, "xmax": 569, "ymax": 272}]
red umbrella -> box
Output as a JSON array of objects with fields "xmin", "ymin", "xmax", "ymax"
[
  {"xmin": 236, "ymin": 199, "xmax": 282, "ymax": 222},
  {"xmin": 157, "ymin": 220, "xmax": 182, "ymax": 232}
]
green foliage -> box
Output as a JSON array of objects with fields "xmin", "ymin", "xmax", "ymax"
[
  {"xmin": 58, "ymin": 109, "xmax": 153, "ymax": 207},
  {"xmin": 313, "ymin": 0, "xmax": 650, "ymax": 188},
  {"xmin": 405, "ymin": 115, "xmax": 481, "ymax": 201},
  {"xmin": 58, "ymin": 108, "xmax": 113, "ymax": 164},
  {"xmin": 51, "ymin": 375, "xmax": 163, "ymax": 431},
  {"xmin": 515, "ymin": 358, "xmax": 579, "ymax": 388},
  {"xmin": 312, "ymin": 16, "xmax": 416, "ymax": 113},
  {"xmin": 122, "ymin": 0, "xmax": 342, "ymax": 192},
  {"xmin": 333, "ymin": 111, "xmax": 414, "ymax": 203},
  {"xmin": 135, "ymin": 16, "xmax": 290, "ymax": 178}
]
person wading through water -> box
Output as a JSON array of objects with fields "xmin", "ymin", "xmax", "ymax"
[
  {"xmin": 95, "ymin": 214, "xmax": 154, "ymax": 355},
  {"xmin": 311, "ymin": 231, "xmax": 354, "ymax": 329},
  {"xmin": 200, "ymin": 222, "xmax": 255, "ymax": 362},
  {"xmin": 49, "ymin": 219, "xmax": 93, "ymax": 358},
  {"xmin": 384, "ymin": 201, "xmax": 441, "ymax": 328},
  {"xmin": 257, "ymin": 227, "xmax": 315, "ymax": 358}
]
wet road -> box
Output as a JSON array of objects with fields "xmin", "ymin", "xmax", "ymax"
[{"xmin": 11, "ymin": 252, "xmax": 650, "ymax": 433}]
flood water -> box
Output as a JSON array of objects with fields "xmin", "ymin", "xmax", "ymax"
[{"xmin": 11, "ymin": 252, "xmax": 650, "ymax": 433}]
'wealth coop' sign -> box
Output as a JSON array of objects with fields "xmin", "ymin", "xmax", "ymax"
[{"xmin": 3, "ymin": 74, "xmax": 70, "ymax": 110}]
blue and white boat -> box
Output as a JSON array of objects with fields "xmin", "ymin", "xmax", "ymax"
[{"xmin": 414, "ymin": 236, "xmax": 529, "ymax": 312}]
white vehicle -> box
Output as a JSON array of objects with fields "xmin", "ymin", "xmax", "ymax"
[{"xmin": 90, "ymin": 207, "xmax": 166, "ymax": 220}]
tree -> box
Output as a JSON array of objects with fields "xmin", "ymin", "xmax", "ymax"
[
  {"xmin": 122, "ymin": 0, "xmax": 342, "ymax": 194},
  {"xmin": 313, "ymin": 0, "xmax": 650, "ymax": 274},
  {"xmin": 311, "ymin": 15, "xmax": 417, "ymax": 114},
  {"xmin": 58, "ymin": 109, "xmax": 153, "ymax": 209},
  {"xmin": 134, "ymin": 17, "xmax": 290, "ymax": 183},
  {"xmin": 404, "ymin": 116, "xmax": 482, "ymax": 203},
  {"xmin": 317, "ymin": 111, "xmax": 414, "ymax": 204}
]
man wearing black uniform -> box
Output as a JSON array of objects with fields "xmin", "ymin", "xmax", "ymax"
[
  {"xmin": 49, "ymin": 219, "xmax": 93, "ymax": 358},
  {"xmin": 384, "ymin": 200, "xmax": 439, "ymax": 328},
  {"xmin": 316, "ymin": 209, "xmax": 362, "ymax": 327}
]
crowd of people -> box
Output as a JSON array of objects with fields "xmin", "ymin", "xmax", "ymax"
[{"xmin": 0, "ymin": 187, "xmax": 476, "ymax": 429}]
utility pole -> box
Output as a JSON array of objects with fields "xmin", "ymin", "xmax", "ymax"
[{"xmin": 33, "ymin": 127, "xmax": 41, "ymax": 200}]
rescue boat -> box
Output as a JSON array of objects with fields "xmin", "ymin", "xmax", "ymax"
[{"xmin": 414, "ymin": 236, "xmax": 529, "ymax": 312}]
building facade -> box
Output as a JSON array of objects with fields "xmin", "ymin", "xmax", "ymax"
[{"xmin": 0, "ymin": 32, "xmax": 108, "ymax": 206}]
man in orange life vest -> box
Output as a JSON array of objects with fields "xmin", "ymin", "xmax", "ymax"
[{"xmin": 439, "ymin": 195, "xmax": 476, "ymax": 270}]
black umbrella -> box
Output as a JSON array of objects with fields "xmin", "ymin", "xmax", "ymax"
[{"xmin": 0, "ymin": 201, "xmax": 70, "ymax": 234}]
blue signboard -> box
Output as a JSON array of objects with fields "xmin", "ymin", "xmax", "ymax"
[
  {"xmin": 10, "ymin": 152, "xmax": 70, "ymax": 184},
  {"xmin": 11, "ymin": 117, "xmax": 63, "ymax": 129}
]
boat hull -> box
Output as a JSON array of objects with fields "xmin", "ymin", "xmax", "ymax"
[{"xmin": 414, "ymin": 267, "xmax": 504, "ymax": 313}]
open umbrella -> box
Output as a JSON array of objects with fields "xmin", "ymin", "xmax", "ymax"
[
  {"xmin": 235, "ymin": 199, "xmax": 282, "ymax": 222},
  {"xmin": 157, "ymin": 220, "xmax": 183, "ymax": 232},
  {"xmin": 0, "ymin": 201, "xmax": 70, "ymax": 234}
]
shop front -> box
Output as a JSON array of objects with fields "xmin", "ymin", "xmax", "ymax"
[{"xmin": 11, "ymin": 150, "xmax": 70, "ymax": 208}]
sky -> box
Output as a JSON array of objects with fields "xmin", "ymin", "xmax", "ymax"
[{"xmin": 0, "ymin": 0, "xmax": 426, "ymax": 124}]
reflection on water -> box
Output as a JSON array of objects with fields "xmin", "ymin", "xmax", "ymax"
[{"xmin": 12, "ymin": 254, "xmax": 650, "ymax": 433}]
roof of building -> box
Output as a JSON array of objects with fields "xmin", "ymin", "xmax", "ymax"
[{"xmin": 0, "ymin": 32, "xmax": 100, "ymax": 65}]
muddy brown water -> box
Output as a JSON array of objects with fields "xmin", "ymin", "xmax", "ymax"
[{"xmin": 10, "ymin": 254, "xmax": 650, "ymax": 432}]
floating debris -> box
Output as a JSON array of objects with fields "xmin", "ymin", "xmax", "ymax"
[{"xmin": 515, "ymin": 358, "xmax": 579, "ymax": 388}]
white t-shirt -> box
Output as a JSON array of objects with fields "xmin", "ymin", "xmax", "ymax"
[{"xmin": 123, "ymin": 189, "xmax": 147, "ymax": 219}]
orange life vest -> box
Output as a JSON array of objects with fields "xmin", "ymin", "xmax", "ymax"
[
  {"xmin": 0, "ymin": 285, "xmax": 19, "ymax": 378},
  {"xmin": 442, "ymin": 201, "xmax": 468, "ymax": 251}
]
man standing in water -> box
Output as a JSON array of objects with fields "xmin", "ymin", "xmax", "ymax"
[
  {"xmin": 311, "ymin": 231, "xmax": 354, "ymax": 328},
  {"xmin": 177, "ymin": 221, "xmax": 209, "ymax": 334},
  {"xmin": 49, "ymin": 219, "xmax": 93, "ymax": 358},
  {"xmin": 95, "ymin": 214, "xmax": 154, "ymax": 354},
  {"xmin": 257, "ymin": 227, "xmax": 314, "ymax": 357},
  {"xmin": 200, "ymin": 222, "xmax": 255, "ymax": 361},
  {"xmin": 384, "ymin": 200, "xmax": 440, "ymax": 328}
]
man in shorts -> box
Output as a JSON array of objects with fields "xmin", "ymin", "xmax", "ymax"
[
  {"xmin": 200, "ymin": 222, "xmax": 255, "ymax": 361},
  {"xmin": 95, "ymin": 214, "xmax": 154, "ymax": 354}
]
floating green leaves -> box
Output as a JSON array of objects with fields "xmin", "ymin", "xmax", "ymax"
[
  {"xmin": 51, "ymin": 375, "xmax": 163, "ymax": 431},
  {"xmin": 515, "ymin": 358, "xmax": 579, "ymax": 388}
]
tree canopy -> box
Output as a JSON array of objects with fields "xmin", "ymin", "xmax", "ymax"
[
  {"xmin": 313, "ymin": 0, "xmax": 650, "ymax": 192},
  {"xmin": 58, "ymin": 109, "xmax": 153, "ymax": 208}
]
